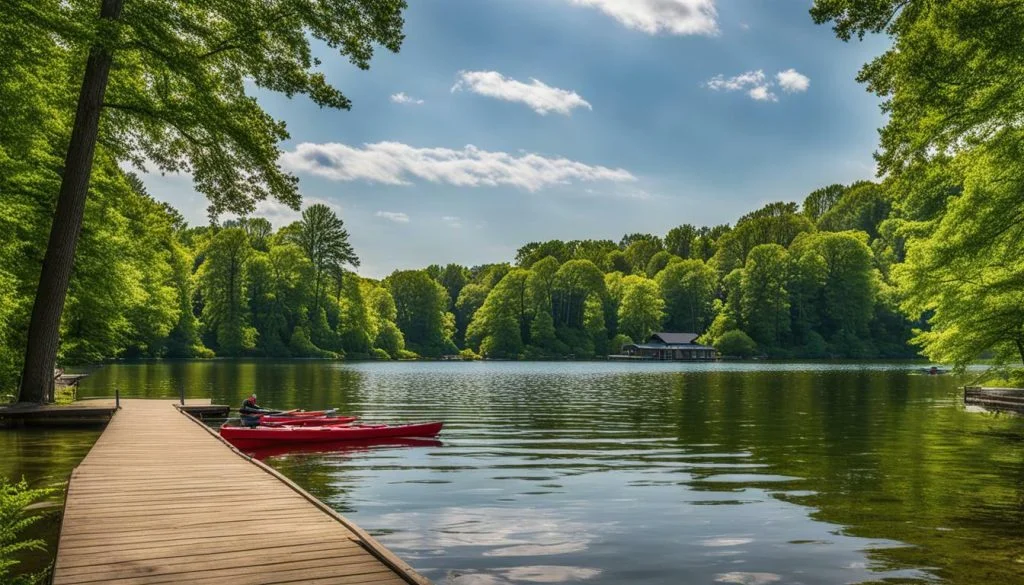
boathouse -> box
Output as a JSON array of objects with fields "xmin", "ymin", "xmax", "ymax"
[{"xmin": 619, "ymin": 332, "xmax": 716, "ymax": 361}]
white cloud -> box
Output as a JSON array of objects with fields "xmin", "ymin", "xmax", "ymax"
[
  {"xmin": 442, "ymin": 216, "xmax": 463, "ymax": 228},
  {"xmin": 452, "ymin": 71, "xmax": 591, "ymax": 116},
  {"xmin": 376, "ymin": 211, "xmax": 410, "ymax": 223},
  {"xmin": 705, "ymin": 69, "xmax": 810, "ymax": 102},
  {"xmin": 565, "ymin": 0, "xmax": 718, "ymax": 35},
  {"xmin": 705, "ymin": 70, "xmax": 767, "ymax": 92},
  {"xmin": 390, "ymin": 92, "xmax": 424, "ymax": 105},
  {"xmin": 747, "ymin": 85, "xmax": 777, "ymax": 102},
  {"xmin": 776, "ymin": 69, "xmax": 810, "ymax": 93},
  {"xmin": 281, "ymin": 142, "xmax": 636, "ymax": 192}
]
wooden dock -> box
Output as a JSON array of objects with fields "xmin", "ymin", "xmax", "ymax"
[
  {"xmin": 0, "ymin": 398, "xmax": 119, "ymax": 427},
  {"xmin": 964, "ymin": 386, "xmax": 1024, "ymax": 415},
  {"xmin": 52, "ymin": 399, "xmax": 430, "ymax": 585}
]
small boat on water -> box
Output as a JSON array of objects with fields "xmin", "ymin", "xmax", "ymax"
[
  {"xmin": 244, "ymin": 437, "xmax": 444, "ymax": 460},
  {"xmin": 219, "ymin": 421, "xmax": 444, "ymax": 449}
]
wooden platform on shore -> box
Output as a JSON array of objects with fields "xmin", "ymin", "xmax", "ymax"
[
  {"xmin": 0, "ymin": 398, "xmax": 119, "ymax": 427},
  {"xmin": 964, "ymin": 386, "xmax": 1024, "ymax": 415},
  {"xmin": 52, "ymin": 399, "xmax": 430, "ymax": 585}
]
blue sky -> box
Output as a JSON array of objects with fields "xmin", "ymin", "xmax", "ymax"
[{"xmin": 143, "ymin": 0, "xmax": 890, "ymax": 278}]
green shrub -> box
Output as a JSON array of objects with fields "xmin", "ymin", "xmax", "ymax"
[
  {"xmin": 1, "ymin": 477, "xmax": 56, "ymax": 585},
  {"xmin": 396, "ymin": 349, "xmax": 420, "ymax": 360},
  {"xmin": 458, "ymin": 348, "xmax": 481, "ymax": 361},
  {"xmin": 714, "ymin": 330, "xmax": 757, "ymax": 358},
  {"xmin": 371, "ymin": 348, "xmax": 391, "ymax": 360},
  {"xmin": 610, "ymin": 333, "xmax": 633, "ymax": 355}
]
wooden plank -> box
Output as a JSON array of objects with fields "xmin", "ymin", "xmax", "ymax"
[{"xmin": 53, "ymin": 399, "xmax": 430, "ymax": 585}]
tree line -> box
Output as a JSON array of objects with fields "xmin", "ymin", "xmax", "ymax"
[{"xmin": 0, "ymin": 170, "xmax": 923, "ymax": 396}]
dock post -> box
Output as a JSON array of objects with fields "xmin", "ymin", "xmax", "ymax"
[
  {"xmin": 179, "ymin": 384, "xmax": 184, "ymax": 406},
  {"xmin": 115, "ymin": 387, "xmax": 120, "ymax": 409}
]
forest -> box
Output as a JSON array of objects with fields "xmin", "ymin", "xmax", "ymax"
[{"xmin": 3, "ymin": 0, "xmax": 1024, "ymax": 398}]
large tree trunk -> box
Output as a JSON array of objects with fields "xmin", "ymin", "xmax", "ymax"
[{"xmin": 18, "ymin": 0, "xmax": 125, "ymax": 403}]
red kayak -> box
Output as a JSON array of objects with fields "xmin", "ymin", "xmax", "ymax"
[
  {"xmin": 264, "ymin": 409, "xmax": 334, "ymax": 417},
  {"xmin": 219, "ymin": 421, "xmax": 444, "ymax": 449},
  {"xmin": 259, "ymin": 415, "xmax": 358, "ymax": 427},
  {"xmin": 245, "ymin": 437, "xmax": 444, "ymax": 460}
]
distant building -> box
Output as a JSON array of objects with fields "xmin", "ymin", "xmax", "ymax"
[{"xmin": 619, "ymin": 332, "xmax": 716, "ymax": 361}]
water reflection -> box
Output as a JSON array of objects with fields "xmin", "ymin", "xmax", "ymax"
[{"xmin": 73, "ymin": 361, "xmax": 1024, "ymax": 584}]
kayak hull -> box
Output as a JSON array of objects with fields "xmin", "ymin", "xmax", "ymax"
[{"xmin": 220, "ymin": 421, "xmax": 444, "ymax": 449}]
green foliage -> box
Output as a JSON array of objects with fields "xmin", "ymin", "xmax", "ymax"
[
  {"xmin": 386, "ymin": 270, "xmax": 456, "ymax": 357},
  {"xmin": 292, "ymin": 205, "xmax": 358, "ymax": 314},
  {"xmin": 714, "ymin": 330, "xmax": 757, "ymax": 358},
  {"xmin": 624, "ymin": 238, "xmax": 663, "ymax": 275},
  {"xmin": 196, "ymin": 228, "xmax": 256, "ymax": 355},
  {"xmin": 803, "ymin": 184, "xmax": 846, "ymax": 221},
  {"xmin": 656, "ymin": 260, "xmax": 717, "ymax": 334},
  {"xmin": 466, "ymin": 269, "xmax": 530, "ymax": 358},
  {"xmin": 454, "ymin": 284, "xmax": 489, "ymax": 346},
  {"xmin": 812, "ymin": 0, "xmax": 1024, "ymax": 367},
  {"xmin": 603, "ymin": 250, "xmax": 631, "ymax": 273},
  {"xmin": 617, "ymin": 275, "xmax": 664, "ymax": 343},
  {"xmin": 645, "ymin": 251, "xmax": 679, "ymax": 278},
  {"xmin": 740, "ymin": 245, "xmax": 791, "ymax": 349},
  {"xmin": 395, "ymin": 348, "xmax": 420, "ymax": 360},
  {"xmin": 610, "ymin": 333, "xmax": 634, "ymax": 354},
  {"xmin": 712, "ymin": 202, "xmax": 814, "ymax": 275},
  {"xmin": 458, "ymin": 348, "xmax": 482, "ymax": 360},
  {"xmin": 1, "ymin": 477, "xmax": 56, "ymax": 585},
  {"xmin": 552, "ymin": 260, "xmax": 606, "ymax": 328},
  {"xmin": 664, "ymin": 224, "xmax": 698, "ymax": 259}
]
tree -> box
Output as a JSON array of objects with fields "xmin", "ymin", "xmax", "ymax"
[
  {"xmin": 617, "ymin": 275, "xmax": 665, "ymax": 343},
  {"xmin": 712, "ymin": 204, "xmax": 814, "ymax": 275},
  {"xmin": 454, "ymin": 284, "xmax": 489, "ymax": 346},
  {"xmin": 244, "ymin": 218, "xmax": 273, "ymax": 252},
  {"xmin": 552, "ymin": 260, "xmax": 606, "ymax": 328},
  {"xmin": 656, "ymin": 260, "xmax": 718, "ymax": 334},
  {"xmin": 386, "ymin": 270, "xmax": 455, "ymax": 357},
  {"xmin": 803, "ymin": 184, "xmax": 846, "ymax": 221},
  {"xmin": 624, "ymin": 238, "xmax": 664, "ymax": 275},
  {"xmin": 12, "ymin": 0, "xmax": 406, "ymax": 401},
  {"xmin": 292, "ymin": 204, "xmax": 358, "ymax": 314},
  {"xmin": 603, "ymin": 250, "xmax": 631, "ymax": 274},
  {"xmin": 817, "ymin": 182, "xmax": 890, "ymax": 240},
  {"xmin": 516, "ymin": 240, "xmax": 570, "ymax": 267},
  {"xmin": 715, "ymin": 330, "xmax": 757, "ymax": 358},
  {"xmin": 740, "ymin": 245, "xmax": 791, "ymax": 349},
  {"xmin": 791, "ymin": 231, "xmax": 877, "ymax": 355},
  {"xmin": 437, "ymin": 264, "xmax": 469, "ymax": 309},
  {"xmin": 465, "ymin": 270, "xmax": 531, "ymax": 358},
  {"xmin": 196, "ymin": 228, "xmax": 256, "ymax": 356},
  {"xmin": 665, "ymin": 224, "xmax": 698, "ymax": 259},
  {"xmin": 811, "ymin": 0, "xmax": 1024, "ymax": 365},
  {"xmin": 645, "ymin": 251, "xmax": 679, "ymax": 278}
]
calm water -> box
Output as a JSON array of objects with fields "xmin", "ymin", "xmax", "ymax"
[{"xmin": 12, "ymin": 361, "xmax": 1024, "ymax": 584}]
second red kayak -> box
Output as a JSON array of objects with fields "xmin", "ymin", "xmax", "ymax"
[
  {"xmin": 259, "ymin": 415, "xmax": 358, "ymax": 427},
  {"xmin": 220, "ymin": 421, "xmax": 444, "ymax": 449}
]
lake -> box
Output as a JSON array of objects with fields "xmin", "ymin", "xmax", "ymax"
[{"xmin": 7, "ymin": 361, "xmax": 1024, "ymax": 584}]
